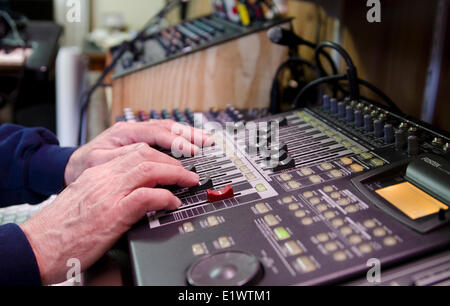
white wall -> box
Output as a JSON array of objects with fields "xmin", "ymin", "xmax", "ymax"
[
  {"xmin": 54, "ymin": 0, "xmax": 90, "ymax": 46},
  {"xmin": 91, "ymin": 0, "xmax": 166, "ymax": 30}
]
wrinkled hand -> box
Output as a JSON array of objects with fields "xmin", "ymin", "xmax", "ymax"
[
  {"xmin": 64, "ymin": 120, "xmax": 214, "ymax": 186},
  {"xmin": 20, "ymin": 144, "xmax": 200, "ymax": 285}
]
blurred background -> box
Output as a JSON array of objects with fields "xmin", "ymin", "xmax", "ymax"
[{"xmin": 0, "ymin": 0, "xmax": 449, "ymax": 144}]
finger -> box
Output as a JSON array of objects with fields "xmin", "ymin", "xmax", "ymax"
[
  {"xmin": 121, "ymin": 162, "xmax": 199, "ymax": 190},
  {"xmin": 118, "ymin": 188, "xmax": 181, "ymax": 225},
  {"xmin": 102, "ymin": 143, "xmax": 182, "ymax": 167},
  {"xmin": 159, "ymin": 120, "xmax": 215, "ymax": 147},
  {"xmin": 113, "ymin": 123, "xmax": 200, "ymax": 156}
]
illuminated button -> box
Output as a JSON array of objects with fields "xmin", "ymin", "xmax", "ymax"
[
  {"xmin": 359, "ymin": 243, "xmax": 373, "ymax": 254},
  {"xmin": 240, "ymin": 166, "xmax": 250, "ymax": 173},
  {"xmin": 295, "ymin": 210, "xmax": 307, "ymax": 218},
  {"xmin": 280, "ymin": 173, "xmax": 292, "ymax": 181},
  {"xmin": 255, "ymin": 203, "xmax": 270, "ymax": 214},
  {"xmin": 317, "ymin": 233, "xmax": 329, "ymax": 242},
  {"xmin": 301, "ymin": 217, "xmax": 314, "ymax": 226},
  {"xmin": 370, "ymin": 158, "xmax": 385, "ymax": 167},
  {"xmin": 351, "ymin": 146, "xmax": 363, "ymax": 153},
  {"xmin": 340, "ymin": 226, "xmax": 353, "ymax": 236},
  {"xmin": 360, "ymin": 152, "xmax": 373, "ymax": 160},
  {"xmin": 324, "ymin": 211, "xmax": 336, "ymax": 219},
  {"xmin": 285, "ymin": 241, "xmax": 303, "ymax": 256},
  {"xmin": 282, "ymin": 196, "xmax": 294, "ymax": 204},
  {"xmin": 320, "ymin": 163, "xmax": 333, "ymax": 170},
  {"xmin": 234, "ymin": 159, "xmax": 244, "ymax": 166},
  {"xmin": 289, "ymin": 203, "xmax": 300, "ymax": 211},
  {"xmin": 296, "ymin": 256, "xmax": 317, "ymax": 273},
  {"xmin": 274, "ymin": 227, "xmax": 291, "ymax": 240},
  {"xmin": 349, "ymin": 235, "xmax": 363, "ymax": 245},
  {"xmin": 192, "ymin": 244, "xmax": 205, "ymax": 256},
  {"xmin": 340, "ymin": 157, "xmax": 353, "ymax": 165},
  {"xmin": 303, "ymin": 115, "xmax": 312, "ymax": 122},
  {"xmin": 309, "ymin": 175, "xmax": 323, "ymax": 184},
  {"xmin": 246, "ymin": 173, "xmax": 257, "ymax": 181},
  {"xmin": 207, "ymin": 216, "xmax": 220, "ymax": 227},
  {"xmin": 330, "ymin": 192, "xmax": 341, "ymax": 199},
  {"xmin": 317, "ymin": 125, "xmax": 325, "ymax": 131},
  {"xmin": 342, "ymin": 140, "xmax": 352, "ymax": 147},
  {"xmin": 316, "ymin": 204, "xmax": 328, "ymax": 212},
  {"xmin": 288, "ymin": 181, "xmax": 301, "ymax": 189},
  {"xmin": 330, "ymin": 170, "xmax": 343, "ymax": 178},
  {"xmin": 373, "ymin": 227, "xmax": 387, "ymax": 237},
  {"xmin": 218, "ymin": 237, "xmax": 232, "ymax": 249},
  {"xmin": 300, "ymin": 168, "xmax": 313, "ymax": 176},
  {"xmin": 325, "ymin": 129, "xmax": 334, "ymax": 136},
  {"xmin": 333, "ymin": 135, "xmax": 343, "ymax": 142},
  {"xmin": 303, "ymin": 191, "xmax": 314, "ymax": 198},
  {"xmin": 363, "ymin": 219, "xmax": 377, "ymax": 229},
  {"xmin": 309, "ymin": 197, "xmax": 321, "ymax": 205},
  {"xmin": 337, "ymin": 198, "xmax": 350, "ymax": 206},
  {"xmin": 350, "ymin": 164, "xmax": 364, "ymax": 173},
  {"xmin": 255, "ymin": 184, "xmax": 267, "ymax": 192},
  {"xmin": 333, "ymin": 251, "xmax": 348, "ymax": 262},
  {"xmin": 383, "ymin": 237, "xmax": 398, "ymax": 247},
  {"xmin": 183, "ymin": 222, "xmax": 195, "ymax": 233},
  {"xmin": 332, "ymin": 218, "xmax": 345, "ymax": 227},
  {"xmin": 325, "ymin": 242, "xmax": 339, "ymax": 252},
  {"xmin": 345, "ymin": 205, "xmax": 358, "ymax": 213},
  {"xmin": 323, "ymin": 186, "xmax": 334, "ymax": 193},
  {"xmin": 264, "ymin": 214, "xmax": 280, "ymax": 226}
]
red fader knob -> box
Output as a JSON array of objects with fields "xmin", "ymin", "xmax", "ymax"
[{"xmin": 207, "ymin": 185, "xmax": 235, "ymax": 203}]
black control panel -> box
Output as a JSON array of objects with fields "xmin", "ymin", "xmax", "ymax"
[{"xmin": 119, "ymin": 98, "xmax": 450, "ymax": 286}]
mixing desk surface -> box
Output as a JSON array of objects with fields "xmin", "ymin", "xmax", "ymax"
[{"xmin": 118, "ymin": 98, "xmax": 450, "ymax": 286}]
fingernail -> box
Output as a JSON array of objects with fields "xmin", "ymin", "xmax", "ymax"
[
  {"xmin": 191, "ymin": 172, "xmax": 200, "ymax": 182},
  {"xmin": 175, "ymin": 197, "xmax": 182, "ymax": 208}
]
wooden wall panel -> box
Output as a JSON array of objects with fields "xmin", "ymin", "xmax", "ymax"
[
  {"xmin": 433, "ymin": 4, "xmax": 450, "ymax": 133},
  {"xmin": 111, "ymin": 29, "xmax": 288, "ymax": 123},
  {"xmin": 340, "ymin": 0, "xmax": 437, "ymax": 119}
]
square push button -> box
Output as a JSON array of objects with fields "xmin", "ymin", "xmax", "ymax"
[
  {"xmin": 255, "ymin": 203, "xmax": 270, "ymax": 214},
  {"xmin": 274, "ymin": 227, "xmax": 291, "ymax": 240},
  {"xmin": 192, "ymin": 244, "xmax": 205, "ymax": 256},
  {"xmin": 183, "ymin": 222, "xmax": 195, "ymax": 233},
  {"xmin": 285, "ymin": 241, "xmax": 303, "ymax": 256},
  {"xmin": 264, "ymin": 214, "xmax": 280, "ymax": 226}
]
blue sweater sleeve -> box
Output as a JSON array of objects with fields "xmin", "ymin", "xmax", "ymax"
[
  {"xmin": 0, "ymin": 223, "xmax": 42, "ymax": 285},
  {"xmin": 0, "ymin": 124, "xmax": 76, "ymax": 206}
]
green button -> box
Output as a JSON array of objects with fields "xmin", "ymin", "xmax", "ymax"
[
  {"xmin": 342, "ymin": 140, "xmax": 352, "ymax": 147},
  {"xmin": 255, "ymin": 184, "xmax": 267, "ymax": 192},
  {"xmin": 351, "ymin": 146, "xmax": 363, "ymax": 153},
  {"xmin": 370, "ymin": 158, "xmax": 385, "ymax": 167},
  {"xmin": 274, "ymin": 227, "xmax": 291, "ymax": 240},
  {"xmin": 360, "ymin": 152, "xmax": 374, "ymax": 160}
]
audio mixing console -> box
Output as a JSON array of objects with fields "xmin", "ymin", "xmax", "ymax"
[{"xmin": 118, "ymin": 98, "xmax": 450, "ymax": 286}]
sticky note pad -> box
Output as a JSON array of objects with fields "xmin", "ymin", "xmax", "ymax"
[{"xmin": 376, "ymin": 182, "xmax": 448, "ymax": 220}]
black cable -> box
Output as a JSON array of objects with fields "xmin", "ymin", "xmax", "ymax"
[
  {"xmin": 293, "ymin": 74, "xmax": 401, "ymax": 113},
  {"xmin": 269, "ymin": 57, "xmax": 318, "ymax": 114},
  {"xmin": 293, "ymin": 74, "xmax": 347, "ymax": 109},
  {"xmin": 315, "ymin": 41, "xmax": 360, "ymax": 101}
]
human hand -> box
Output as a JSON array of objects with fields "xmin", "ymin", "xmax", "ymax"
[
  {"xmin": 64, "ymin": 120, "xmax": 214, "ymax": 186},
  {"xmin": 20, "ymin": 144, "xmax": 199, "ymax": 285}
]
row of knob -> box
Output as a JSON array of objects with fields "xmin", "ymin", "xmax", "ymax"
[{"xmin": 322, "ymin": 96, "xmax": 420, "ymax": 155}]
